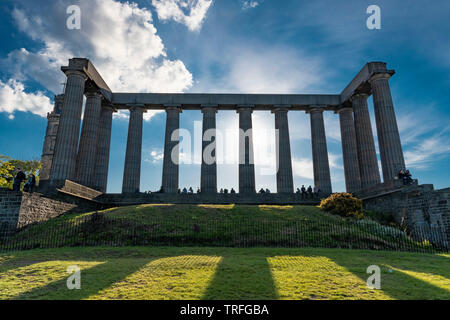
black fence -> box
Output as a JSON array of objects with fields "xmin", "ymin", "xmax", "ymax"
[{"xmin": 0, "ymin": 213, "xmax": 448, "ymax": 253}]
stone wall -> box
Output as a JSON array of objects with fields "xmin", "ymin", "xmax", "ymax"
[
  {"xmin": 363, "ymin": 184, "xmax": 449, "ymax": 246},
  {"xmin": 0, "ymin": 188, "xmax": 101, "ymax": 232},
  {"xmin": 99, "ymin": 192, "xmax": 321, "ymax": 206}
]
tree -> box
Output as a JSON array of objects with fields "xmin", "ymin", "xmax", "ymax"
[{"xmin": 0, "ymin": 155, "xmax": 42, "ymax": 190}]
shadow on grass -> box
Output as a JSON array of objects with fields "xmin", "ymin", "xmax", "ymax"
[
  {"xmin": 13, "ymin": 257, "xmax": 154, "ymax": 300},
  {"xmin": 318, "ymin": 251, "xmax": 450, "ymax": 300},
  {"xmin": 202, "ymin": 254, "xmax": 278, "ymax": 300}
]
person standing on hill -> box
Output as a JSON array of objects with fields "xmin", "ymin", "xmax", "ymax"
[{"xmin": 13, "ymin": 169, "xmax": 26, "ymax": 191}]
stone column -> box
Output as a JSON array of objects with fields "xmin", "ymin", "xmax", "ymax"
[
  {"xmin": 75, "ymin": 91, "xmax": 102, "ymax": 187},
  {"xmin": 162, "ymin": 106, "xmax": 181, "ymax": 193},
  {"xmin": 92, "ymin": 105, "xmax": 114, "ymax": 193},
  {"xmin": 201, "ymin": 107, "xmax": 217, "ymax": 194},
  {"xmin": 122, "ymin": 107, "xmax": 145, "ymax": 193},
  {"xmin": 40, "ymin": 94, "xmax": 63, "ymax": 182},
  {"xmin": 50, "ymin": 70, "xmax": 87, "ymax": 186},
  {"xmin": 352, "ymin": 93, "xmax": 381, "ymax": 189},
  {"xmin": 370, "ymin": 73, "xmax": 406, "ymax": 182},
  {"xmin": 337, "ymin": 107, "xmax": 361, "ymax": 193},
  {"xmin": 238, "ymin": 107, "xmax": 256, "ymax": 194},
  {"xmin": 272, "ymin": 108, "xmax": 294, "ymax": 193},
  {"xmin": 309, "ymin": 107, "xmax": 332, "ymax": 194}
]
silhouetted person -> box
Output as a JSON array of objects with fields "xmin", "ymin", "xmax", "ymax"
[
  {"xmin": 178, "ymin": 188, "xmax": 181, "ymax": 194},
  {"xmin": 301, "ymin": 185, "xmax": 307, "ymax": 198},
  {"xmin": 296, "ymin": 188, "xmax": 301, "ymax": 194},
  {"xmin": 230, "ymin": 188, "xmax": 236, "ymax": 194},
  {"xmin": 259, "ymin": 188, "xmax": 265, "ymax": 194},
  {"xmin": 23, "ymin": 174, "xmax": 36, "ymax": 193},
  {"xmin": 197, "ymin": 187, "xmax": 201, "ymax": 193},
  {"xmin": 188, "ymin": 187, "xmax": 194, "ymax": 194},
  {"xmin": 220, "ymin": 188, "xmax": 224, "ymax": 194},
  {"xmin": 224, "ymin": 189, "xmax": 229, "ymax": 194},
  {"xmin": 265, "ymin": 188, "xmax": 270, "ymax": 194},
  {"xmin": 182, "ymin": 187, "xmax": 188, "ymax": 194},
  {"xmin": 307, "ymin": 186, "xmax": 313, "ymax": 198},
  {"xmin": 13, "ymin": 169, "xmax": 26, "ymax": 191}
]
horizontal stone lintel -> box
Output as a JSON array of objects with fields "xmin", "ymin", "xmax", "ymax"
[{"xmin": 62, "ymin": 58, "xmax": 395, "ymax": 111}]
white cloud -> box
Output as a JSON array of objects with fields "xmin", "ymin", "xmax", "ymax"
[
  {"xmin": 145, "ymin": 149, "xmax": 164, "ymax": 163},
  {"xmin": 152, "ymin": 0, "xmax": 213, "ymax": 31},
  {"xmin": 404, "ymin": 131, "xmax": 450, "ymax": 169},
  {"xmin": 1, "ymin": 0, "xmax": 193, "ymax": 120},
  {"xmin": 242, "ymin": 1, "xmax": 259, "ymax": 10},
  {"xmin": 0, "ymin": 80, "xmax": 53, "ymax": 117}
]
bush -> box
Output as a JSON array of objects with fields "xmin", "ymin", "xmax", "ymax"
[{"xmin": 319, "ymin": 193, "xmax": 363, "ymax": 219}]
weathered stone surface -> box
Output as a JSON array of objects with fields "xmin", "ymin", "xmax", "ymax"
[
  {"xmin": 92, "ymin": 106, "xmax": 114, "ymax": 192},
  {"xmin": 122, "ymin": 107, "xmax": 144, "ymax": 193},
  {"xmin": 273, "ymin": 108, "xmax": 294, "ymax": 193},
  {"xmin": 363, "ymin": 184, "xmax": 449, "ymax": 246},
  {"xmin": 162, "ymin": 107, "xmax": 181, "ymax": 193},
  {"xmin": 309, "ymin": 108, "xmax": 332, "ymax": 194},
  {"xmin": 76, "ymin": 91, "xmax": 102, "ymax": 187},
  {"xmin": 201, "ymin": 107, "xmax": 217, "ymax": 194},
  {"xmin": 40, "ymin": 94, "xmax": 63, "ymax": 182},
  {"xmin": 352, "ymin": 93, "xmax": 381, "ymax": 189},
  {"xmin": 337, "ymin": 108, "xmax": 361, "ymax": 193},
  {"xmin": 238, "ymin": 107, "xmax": 256, "ymax": 194},
  {"xmin": 50, "ymin": 70, "xmax": 87, "ymax": 186},
  {"xmin": 370, "ymin": 73, "xmax": 406, "ymax": 182}
]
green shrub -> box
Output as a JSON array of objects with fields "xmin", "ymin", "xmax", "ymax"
[{"xmin": 319, "ymin": 193, "xmax": 363, "ymax": 219}]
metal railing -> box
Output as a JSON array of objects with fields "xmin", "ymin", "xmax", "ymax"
[{"xmin": 0, "ymin": 213, "xmax": 447, "ymax": 253}]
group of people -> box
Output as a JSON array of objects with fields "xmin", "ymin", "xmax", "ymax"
[
  {"xmin": 220, "ymin": 188, "xmax": 236, "ymax": 194},
  {"xmin": 296, "ymin": 185, "xmax": 321, "ymax": 198},
  {"xmin": 398, "ymin": 169, "xmax": 413, "ymax": 185},
  {"xmin": 12, "ymin": 169, "xmax": 36, "ymax": 192},
  {"xmin": 258, "ymin": 188, "xmax": 271, "ymax": 194}
]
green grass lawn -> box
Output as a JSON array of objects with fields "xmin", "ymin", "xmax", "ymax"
[
  {"xmin": 0, "ymin": 247, "xmax": 448, "ymax": 300},
  {"xmin": 1, "ymin": 205, "xmax": 435, "ymax": 252}
]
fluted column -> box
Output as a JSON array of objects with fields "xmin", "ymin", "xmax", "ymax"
[
  {"xmin": 162, "ymin": 107, "xmax": 181, "ymax": 193},
  {"xmin": 201, "ymin": 107, "xmax": 217, "ymax": 194},
  {"xmin": 273, "ymin": 108, "xmax": 294, "ymax": 193},
  {"xmin": 309, "ymin": 107, "xmax": 332, "ymax": 194},
  {"xmin": 337, "ymin": 107, "xmax": 361, "ymax": 193},
  {"xmin": 50, "ymin": 70, "xmax": 87, "ymax": 186},
  {"xmin": 370, "ymin": 73, "xmax": 405, "ymax": 182},
  {"xmin": 76, "ymin": 91, "xmax": 102, "ymax": 187},
  {"xmin": 93, "ymin": 105, "xmax": 114, "ymax": 192},
  {"xmin": 122, "ymin": 107, "xmax": 145, "ymax": 193},
  {"xmin": 238, "ymin": 107, "xmax": 256, "ymax": 194},
  {"xmin": 352, "ymin": 93, "xmax": 381, "ymax": 189}
]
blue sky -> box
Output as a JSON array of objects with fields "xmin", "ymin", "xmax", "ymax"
[{"xmin": 0, "ymin": 0, "xmax": 449, "ymax": 193}]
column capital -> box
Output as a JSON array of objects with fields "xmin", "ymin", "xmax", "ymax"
[
  {"xmin": 201, "ymin": 105, "xmax": 218, "ymax": 114},
  {"xmin": 369, "ymin": 71, "xmax": 394, "ymax": 83},
  {"xmin": 236, "ymin": 105, "xmax": 254, "ymax": 114},
  {"xmin": 306, "ymin": 105, "xmax": 326, "ymax": 114},
  {"xmin": 271, "ymin": 105, "xmax": 291, "ymax": 114},
  {"xmin": 335, "ymin": 107, "xmax": 354, "ymax": 115},
  {"xmin": 350, "ymin": 92, "xmax": 370, "ymax": 102},
  {"xmin": 64, "ymin": 69, "xmax": 88, "ymax": 80},
  {"xmin": 129, "ymin": 105, "xmax": 146, "ymax": 113},
  {"xmin": 165, "ymin": 105, "xmax": 182, "ymax": 113},
  {"xmin": 84, "ymin": 90, "xmax": 102, "ymax": 99}
]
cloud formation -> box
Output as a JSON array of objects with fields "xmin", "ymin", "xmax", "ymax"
[
  {"xmin": 152, "ymin": 0, "xmax": 213, "ymax": 31},
  {"xmin": 0, "ymin": 80, "xmax": 53, "ymax": 118},
  {"xmin": 1, "ymin": 0, "xmax": 194, "ymax": 120}
]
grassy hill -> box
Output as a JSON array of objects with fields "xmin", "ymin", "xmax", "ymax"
[{"xmin": 0, "ymin": 204, "xmax": 438, "ymax": 253}]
